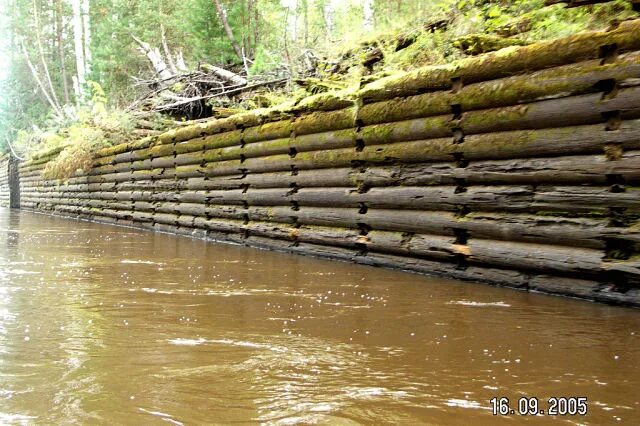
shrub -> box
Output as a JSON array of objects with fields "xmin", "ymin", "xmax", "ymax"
[{"xmin": 42, "ymin": 126, "xmax": 108, "ymax": 181}]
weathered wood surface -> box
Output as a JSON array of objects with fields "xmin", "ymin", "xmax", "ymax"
[
  {"xmin": 360, "ymin": 54, "xmax": 640, "ymax": 124},
  {"xmin": 21, "ymin": 150, "xmax": 640, "ymax": 190},
  {"xmin": 79, "ymin": 120, "xmax": 640, "ymax": 180},
  {"xmin": 359, "ymin": 19, "xmax": 640, "ymax": 101},
  {"xmin": 0, "ymin": 157, "xmax": 9, "ymax": 207},
  {"xmin": 87, "ymin": 52, "xmax": 640, "ymax": 167},
  {"xmin": 92, "ymin": 90, "xmax": 640, "ymax": 171},
  {"xmin": 17, "ymin": 182, "xmax": 640, "ymax": 222},
  {"xmin": 9, "ymin": 23, "xmax": 640, "ymax": 307}
]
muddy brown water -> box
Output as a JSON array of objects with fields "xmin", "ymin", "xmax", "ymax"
[{"xmin": 0, "ymin": 209, "xmax": 638, "ymax": 425}]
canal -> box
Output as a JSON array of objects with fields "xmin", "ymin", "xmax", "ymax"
[{"xmin": 0, "ymin": 209, "xmax": 638, "ymax": 425}]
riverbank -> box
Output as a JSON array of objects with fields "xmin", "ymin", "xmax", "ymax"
[{"xmin": 3, "ymin": 20, "xmax": 640, "ymax": 307}]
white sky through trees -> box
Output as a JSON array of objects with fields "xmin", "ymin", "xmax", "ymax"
[{"xmin": 0, "ymin": 0, "xmax": 9, "ymax": 96}]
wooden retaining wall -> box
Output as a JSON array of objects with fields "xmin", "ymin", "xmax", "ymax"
[
  {"xmin": 7, "ymin": 20, "xmax": 640, "ymax": 306},
  {"xmin": 0, "ymin": 155, "xmax": 9, "ymax": 207}
]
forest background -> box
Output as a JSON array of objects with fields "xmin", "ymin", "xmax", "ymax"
[{"xmin": 0, "ymin": 0, "xmax": 636, "ymax": 161}]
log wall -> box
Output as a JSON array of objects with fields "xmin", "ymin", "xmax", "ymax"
[
  {"xmin": 0, "ymin": 155, "xmax": 9, "ymax": 207},
  {"xmin": 6, "ymin": 20, "xmax": 640, "ymax": 306}
]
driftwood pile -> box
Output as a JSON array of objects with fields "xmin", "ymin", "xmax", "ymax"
[{"xmin": 129, "ymin": 35, "xmax": 288, "ymax": 120}]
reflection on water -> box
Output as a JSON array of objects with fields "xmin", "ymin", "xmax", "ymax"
[{"xmin": 0, "ymin": 209, "xmax": 638, "ymax": 425}]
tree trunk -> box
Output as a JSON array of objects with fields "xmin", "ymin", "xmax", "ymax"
[
  {"xmin": 81, "ymin": 0, "xmax": 91, "ymax": 76},
  {"xmin": 55, "ymin": 0, "xmax": 70, "ymax": 104},
  {"xmin": 253, "ymin": 2, "xmax": 260, "ymax": 50},
  {"xmin": 20, "ymin": 41, "xmax": 63, "ymax": 118},
  {"xmin": 303, "ymin": 0, "xmax": 309, "ymax": 46},
  {"xmin": 131, "ymin": 35, "xmax": 173, "ymax": 80},
  {"xmin": 212, "ymin": 0, "xmax": 244, "ymax": 61},
  {"xmin": 71, "ymin": 0, "xmax": 86, "ymax": 100},
  {"xmin": 161, "ymin": 24, "xmax": 179, "ymax": 75},
  {"xmin": 363, "ymin": 0, "xmax": 375, "ymax": 32},
  {"xmin": 200, "ymin": 63, "xmax": 247, "ymax": 86},
  {"xmin": 246, "ymin": 0, "xmax": 254, "ymax": 57},
  {"xmin": 32, "ymin": 0, "xmax": 61, "ymax": 111},
  {"xmin": 323, "ymin": 0, "xmax": 335, "ymax": 39}
]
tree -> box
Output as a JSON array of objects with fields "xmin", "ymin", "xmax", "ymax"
[
  {"xmin": 363, "ymin": 0, "xmax": 375, "ymax": 31},
  {"xmin": 71, "ymin": 0, "xmax": 87, "ymax": 100},
  {"xmin": 55, "ymin": 0, "xmax": 70, "ymax": 105},
  {"xmin": 213, "ymin": 0, "xmax": 243, "ymax": 61}
]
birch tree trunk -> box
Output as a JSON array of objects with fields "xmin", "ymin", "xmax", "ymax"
[
  {"xmin": 81, "ymin": 0, "xmax": 91, "ymax": 76},
  {"xmin": 20, "ymin": 42, "xmax": 63, "ymax": 118},
  {"xmin": 56, "ymin": 0, "xmax": 70, "ymax": 104},
  {"xmin": 131, "ymin": 35, "xmax": 173, "ymax": 80},
  {"xmin": 71, "ymin": 0, "xmax": 86, "ymax": 100},
  {"xmin": 212, "ymin": 0, "xmax": 244, "ymax": 61},
  {"xmin": 32, "ymin": 0, "xmax": 61, "ymax": 111},
  {"xmin": 324, "ymin": 0, "xmax": 335, "ymax": 37},
  {"xmin": 161, "ymin": 24, "xmax": 179, "ymax": 75},
  {"xmin": 302, "ymin": 0, "xmax": 309, "ymax": 46},
  {"xmin": 363, "ymin": 0, "xmax": 375, "ymax": 32}
]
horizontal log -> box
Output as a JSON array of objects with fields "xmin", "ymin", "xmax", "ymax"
[
  {"xmin": 288, "ymin": 186, "xmax": 638, "ymax": 213},
  {"xmin": 291, "ymin": 107, "xmax": 357, "ymax": 136},
  {"xmin": 248, "ymin": 206, "xmax": 640, "ymax": 249},
  {"xmin": 132, "ymin": 150, "xmax": 635, "ymax": 189},
  {"xmin": 243, "ymin": 119, "xmax": 293, "ymax": 144},
  {"xmin": 529, "ymin": 275, "xmax": 640, "ymax": 306},
  {"xmin": 533, "ymin": 186, "xmax": 640, "ymax": 212},
  {"xmin": 21, "ymin": 195, "xmax": 639, "ymax": 249},
  {"xmin": 93, "ymin": 127, "xmax": 358, "ymax": 172},
  {"xmin": 84, "ymin": 119, "xmax": 640, "ymax": 179},
  {"xmin": 361, "ymin": 85, "xmax": 640, "ymax": 146},
  {"xmin": 193, "ymin": 120, "xmax": 640, "ymax": 178},
  {"xmin": 203, "ymin": 219, "xmax": 611, "ymax": 276},
  {"xmin": 25, "ymin": 183, "xmax": 640, "ymax": 221},
  {"xmin": 359, "ymin": 52, "xmax": 640, "ymax": 125},
  {"xmin": 92, "ymin": 136, "xmax": 157, "ymax": 160},
  {"xmin": 249, "ymin": 223, "xmax": 627, "ymax": 278},
  {"xmin": 156, "ymin": 117, "xmax": 245, "ymax": 146},
  {"xmin": 359, "ymin": 19, "xmax": 640, "ymax": 101},
  {"xmin": 465, "ymin": 239, "xmax": 602, "ymax": 275},
  {"xmin": 93, "ymin": 85, "xmax": 640, "ymax": 172}
]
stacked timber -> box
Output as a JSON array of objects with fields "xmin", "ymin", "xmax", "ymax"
[
  {"xmin": 11, "ymin": 19, "xmax": 640, "ymax": 306},
  {"xmin": 0, "ymin": 155, "xmax": 9, "ymax": 207}
]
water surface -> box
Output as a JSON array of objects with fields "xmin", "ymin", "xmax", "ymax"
[{"xmin": 0, "ymin": 209, "xmax": 638, "ymax": 425}]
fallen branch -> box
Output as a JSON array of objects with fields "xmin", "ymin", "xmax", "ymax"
[
  {"xmin": 20, "ymin": 41, "xmax": 63, "ymax": 119},
  {"xmin": 153, "ymin": 78, "xmax": 288, "ymax": 111},
  {"xmin": 131, "ymin": 34, "xmax": 173, "ymax": 80},
  {"xmin": 200, "ymin": 63, "xmax": 247, "ymax": 86}
]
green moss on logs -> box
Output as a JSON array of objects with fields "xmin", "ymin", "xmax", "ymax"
[
  {"xmin": 453, "ymin": 34, "xmax": 527, "ymax": 56},
  {"xmin": 360, "ymin": 115, "xmax": 453, "ymax": 145},
  {"xmin": 227, "ymin": 111, "xmax": 262, "ymax": 129},
  {"xmin": 243, "ymin": 120, "xmax": 293, "ymax": 143},
  {"xmin": 358, "ymin": 19, "xmax": 640, "ymax": 102},
  {"xmin": 292, "ymin": 88, "xmax": 356, "ymax": 113},
  {"xmin": 211, "ymin": 146, "xmax": 245, "ymax": 163},
  {"xmin": 18, "ymin": 20, "xmax": 640, "ymax": 191},
  {"xmin": 243, "ymin": 138, "xmax": 291, "ymax": 158},
  {"xmin": 293, "ymin": 107, "xmax": 358, "ymax": 136},
  {"xmin": 149, "ymin": 144, "xmax": 175, "ymax": 158}
]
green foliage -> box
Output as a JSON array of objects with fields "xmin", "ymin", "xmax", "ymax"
[
  {"xmin": 42, "ymin": 134, "xmax": 103, "ymax": 181},
  {"xmin": 249, "ymin": 45, "xmax": 277, "ymax": 76}
]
